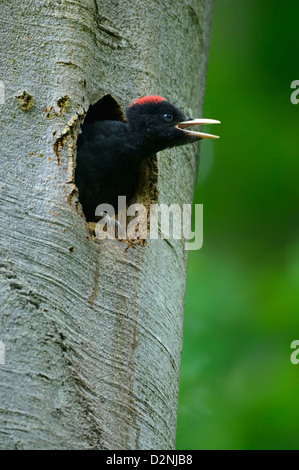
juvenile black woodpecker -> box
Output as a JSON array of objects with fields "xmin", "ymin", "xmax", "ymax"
[{"xmin": 75, "ymin": 95, "xmax": 220, "ymax": 221}]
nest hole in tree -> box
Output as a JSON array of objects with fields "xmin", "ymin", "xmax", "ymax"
[{"xmin": 75, "ymin": 94, "xmax": 158, "ymax": 224}]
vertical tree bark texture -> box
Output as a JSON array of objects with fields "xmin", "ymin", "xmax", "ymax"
[{"xmin": 0, "ymin": 0, "xmax": 214, "ymax": 449}]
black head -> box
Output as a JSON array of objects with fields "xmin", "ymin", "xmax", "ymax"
[{"xmin": 126, "ymin": 96, "xmax": 220, "ymax": 156}]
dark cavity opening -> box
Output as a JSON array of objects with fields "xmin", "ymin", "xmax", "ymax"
[{"xmin": 83, "ymin": 94, "xmax": 126, "ymax": 124}]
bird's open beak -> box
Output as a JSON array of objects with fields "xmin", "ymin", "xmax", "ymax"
[{"xmin": 175, "ymin": 118, "xmax": 220, "ymax": 139}]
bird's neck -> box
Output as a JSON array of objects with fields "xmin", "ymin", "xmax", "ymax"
[{"xmin": 127, "ymin": 124, "xmax": 164, "ymax": 162}]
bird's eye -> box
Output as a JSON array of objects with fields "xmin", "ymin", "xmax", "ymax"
[{"xmin": 163, "ymin": 113, "xmax": 173, "ymax": 122}]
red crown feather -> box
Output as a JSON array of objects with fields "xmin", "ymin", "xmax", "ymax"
[{"xmin": 129, "ymin": 95, "xmax": 166, "ymax": 107}]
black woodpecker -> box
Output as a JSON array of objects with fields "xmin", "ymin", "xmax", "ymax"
[{"xmin": 75, "ymin": 95, "xmax": 220, "ymax": 221}]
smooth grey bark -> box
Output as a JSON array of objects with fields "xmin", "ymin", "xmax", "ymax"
[{"xmin": 0, "ymin": 0, "xmax": 214, "ymax": 450}]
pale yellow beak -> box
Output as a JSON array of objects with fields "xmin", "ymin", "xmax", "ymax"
[{"xmin": 175, "ymin": 118, "xmax": 221, "ymax": 139}]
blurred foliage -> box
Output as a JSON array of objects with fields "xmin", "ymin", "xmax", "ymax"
[{"xmin": 177, "ymin": 0, "xmax": 299, "ymax": 450}]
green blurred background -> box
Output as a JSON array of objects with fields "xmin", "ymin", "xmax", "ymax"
[{"xmin": 177, "ymin": 0, "xmax": 299, "ymax": 450}]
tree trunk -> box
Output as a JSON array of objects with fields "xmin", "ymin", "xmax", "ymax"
[{"xmin": 0, "ymin": 0, "xmax": 214, "ymax": 450}]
